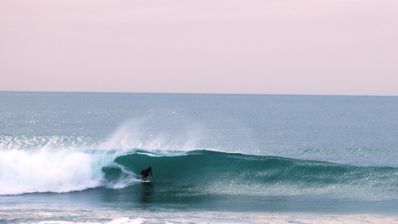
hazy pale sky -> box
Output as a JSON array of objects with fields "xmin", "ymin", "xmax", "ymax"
[{"xmin": 1, "ymin": 0, "xmax": 397, "ymax": 95}]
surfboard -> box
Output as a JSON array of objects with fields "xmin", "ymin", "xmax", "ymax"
[{"xmin": 140, "ymin": 179, "xmax": 151, "ymax": 183}]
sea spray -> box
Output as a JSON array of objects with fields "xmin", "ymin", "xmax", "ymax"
[{"xmin": 98, "ymin": 119, "xmax": 201, "ymax": 152}]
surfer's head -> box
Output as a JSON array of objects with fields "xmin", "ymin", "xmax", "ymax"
[{"xmin": 147, "ymin": 166, "xmax": 152, "ymax": 171}]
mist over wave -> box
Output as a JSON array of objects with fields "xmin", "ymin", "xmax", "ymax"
[{"xmin": 98, "ymin": 119, "xmax": 200, "ymax": 152}]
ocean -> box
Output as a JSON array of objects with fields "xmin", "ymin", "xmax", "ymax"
[{"xmin": 0, "ymin": 92, "xmax": 398, "ymax": 223}]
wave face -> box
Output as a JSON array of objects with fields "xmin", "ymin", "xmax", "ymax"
[
  {"xmin": 106, "ymin": 150, "xmax": 398, "ymax": 201},
  {"xmin": 2, "ymin": 147, "xmax": 398, "ymax": 201}
]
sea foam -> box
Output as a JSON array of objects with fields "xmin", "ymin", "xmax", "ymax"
[{"xmin": 0, "ymin": 148, "xmax": 110, "ymax": 195}]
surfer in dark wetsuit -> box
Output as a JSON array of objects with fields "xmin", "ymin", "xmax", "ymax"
[{"xmin": 140, "ymin": 166, "xmax": 153, "ymax": 181}]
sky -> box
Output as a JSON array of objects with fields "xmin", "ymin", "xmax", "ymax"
[{"xmin": 0, "ymin": 0, "xmax": 397, "ymax": 95}]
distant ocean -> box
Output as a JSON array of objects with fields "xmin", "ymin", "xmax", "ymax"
[{"xmin": 1, "ymin": 92, "xmax": 398, "ymax": 223}]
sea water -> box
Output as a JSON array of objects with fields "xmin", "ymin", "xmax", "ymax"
[{"xmin": 0, "ymin": 92, "xmax": 397, "ymax": 223}]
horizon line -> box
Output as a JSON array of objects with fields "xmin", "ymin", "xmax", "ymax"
[{"xmin": 0, "ymin": 90, "xmax": 397, "ymax": 98}]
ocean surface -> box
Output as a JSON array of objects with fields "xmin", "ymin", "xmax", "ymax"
[{"xmin": 0, "ymin": 92, "xmax": 398, "ymax": 223}]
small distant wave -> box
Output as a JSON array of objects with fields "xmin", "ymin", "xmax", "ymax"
[{"xmin": 0, "ymin": 134, "xmax": 98, "ymax": 150}]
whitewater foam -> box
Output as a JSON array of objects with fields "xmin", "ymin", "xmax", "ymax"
[
  {"xmin": 0, "ymin": 148, "xmax": 100, "ymax": 195},
  {"xmin": 0, "ymin": 145, "xmax": 141, "ymax": 195},
  {"xmin": 1, "ymin": 208, "xmax": 397, "ymax": 224}
]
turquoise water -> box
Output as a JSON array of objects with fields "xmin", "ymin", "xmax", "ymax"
[{"xmin": 1, "ymin": 92, "xmax": 398, "ymax": 223}]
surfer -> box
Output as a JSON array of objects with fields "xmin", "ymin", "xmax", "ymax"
[{"xmin": 140, "ymin": 166, "xmax": 153, "ymax": 181}]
